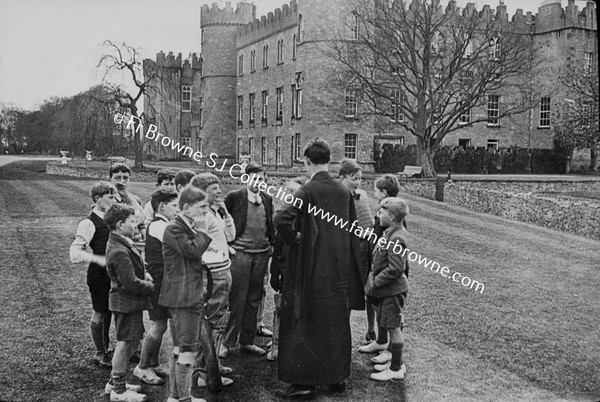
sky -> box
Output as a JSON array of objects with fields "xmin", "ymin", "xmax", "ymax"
[{"xmin": 0, "ymin": 0, "xmax": 588, "ymax": 111}]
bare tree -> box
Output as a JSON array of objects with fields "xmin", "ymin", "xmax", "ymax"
[
  {"xmin": 554, "ymin": 66, "xmax": 600, "ymax": 171},
  {"xmin": 97, "ymin": 41, "xmax": 161, "ymax": 167},
  {"xmin": 322, "ymin": 0, "xmax": 540, "ymax": 177}
]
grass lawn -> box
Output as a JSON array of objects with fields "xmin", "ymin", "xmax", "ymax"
[{"xmin": 0, "ymin": 160, "xmax": 598, "ymax": 401}]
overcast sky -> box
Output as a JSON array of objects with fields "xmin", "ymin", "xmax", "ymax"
[{"xmin": 0, "ymin": 0, "xmax": 587, "ymax": 111}]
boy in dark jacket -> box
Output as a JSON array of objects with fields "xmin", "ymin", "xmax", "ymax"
[
  {"xmin": 365, "ymin": 197, "xmax": 409, "ymax": 382},
  {"xmin": 104, "ymin": 204, "xmax": 155, "ymax": 402}
]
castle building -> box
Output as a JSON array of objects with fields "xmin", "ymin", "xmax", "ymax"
[{"xmin": 144, "ymin": 0, "xmax": 597, "ymax": 170}]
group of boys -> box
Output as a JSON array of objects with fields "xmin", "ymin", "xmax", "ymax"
[
  {"xmin": 70, "ymin": 145, "xmax": 411, "ymax": 401},
  {"xmin": 71, "ymin": 163, "xmax": 276, "ymax": 402}
]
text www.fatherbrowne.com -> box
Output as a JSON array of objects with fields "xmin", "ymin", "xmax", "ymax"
[
  {"xmin": 115, "ymin": 113, "xmax": 484, "ymax": 294},
  {"xmin": 305, "ymin": 199, "xmax": 485, "ymax": 294}
]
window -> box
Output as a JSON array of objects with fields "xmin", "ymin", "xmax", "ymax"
[
  {"xmin": 345, "ymin": 88, "xmax": 358, "ymax": 117},
  {"xmin": 276, "ymin": 136, "xmax": 282, "ymax": 165},
  {"xmin": 277, "ymin": 39, "xmax": 284, "ymax": 64},
  {"xmin": 238, "ymin": 54, "xmax": 244, "ymax": 76},
  {"xmin": 261, "ymin": 90, "xmax": 269, "ymax": 124},
  {"xmin": 489, "ymin": 37, "xmax": 501, "ymax": 61},
  {"xmin": 292, "ymin": 133, "xmax": 301, "ymax": 160},
  {"xmin": 349, "ymin": 13, "xmax": 359, "ymax": 40},
  {"xmin": 181, "ymin": 137, "xmax": 191, "ymax": 148},
  {"xmin": 487, "ymin": 95, "xmax": 499, "ymax": 126},
  {"xmin": 263, "ymin": 45, "xmax": 269, "ymax": 69},
  {"xmin": 237, "ymin": 96, "xmax": 244, "ymax": 127},
  {"xmin": 344, "ymin": 134, "xmax": 358, "ymax": 159},
  {"xmin": 249, "ymin": 93, "xmax": 255, "ymax": 124},
  {"xmin": 458, "ymin": 138, "xmax": 471, "ymax": 149},
  {"xmin": 261, "ymin": 137, "xmax": 268, "ymax": 164},
  {"xmin": 292, "ymin": 35, "xmax": 297, "ymax": 59},
  {"xmin": 292, "ymin": 84, "xmax": 303, "ymax": 119},
  {"xmin": 198, "ymin": 97, "xmax": 203, "ymax": 128},
  {"xmin": 201, "ymin": 29, "xmax": 205, "ymax": 44},
  {"xmin": 391, "ymin": 89, "xmax": 404, "ymax": 123},
  {"xmin": 487, "ymin": 139, "xmax": 499, "ymax": 150},
  {"xmin": 249, "ymin": 137, "xmax": 255, "ymax": 161},
  {"xmin": 298, "ymin": 14, "xmax": 303, "ymax": 42},
  {"xmin": 181, "ymin": 86, "xmax": 191, "ymax": 112},
  {"xmin": 196, "ymin": 137, "xmax": 203, "ymax": 154},
  {"xmin": 237, "ymin": 138, "xmax": 243, "ymax": 160},
  {"xmin": 539, "ymin": 96, "xmax": 551, "ymax": 128},
  {"xmin": 464, "ymin": 38, "xmax": 473, "ymax": 58},
  {"xmin": 250, "ymin": 50, "xmax": 256, "ymax": 72},
  {"xmin": 459, "ymin": 104, "xmax": 471, "ymax": 125},
  {"xmin": 585, "ymin": 52, "xmax": 593, "ymax": 74},
  {"xmin": 431, "ymin": 31, "xmax": 444, "ymax": 55},
  {"xmin": 276, "ymin": 87, "xmax": 284, "ymax": 121}
]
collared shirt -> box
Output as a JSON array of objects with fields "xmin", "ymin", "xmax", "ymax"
[
  {"xmin": 147, "ymin": 213, "xmax": 169, "ymax": 242},
  {"xmin": 247, "ymin": 188, "xmax": 262, "ymax": 205},
  {"xmin": 178, "ymin": 213, "xmax": 198, "ymax": 234},
  {"xmin": 69, "ymin": 208, "xmax": 106, "ymax": 265}
]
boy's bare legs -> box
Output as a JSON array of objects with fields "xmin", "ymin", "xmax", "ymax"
[
  {"xmin": 139, "ymin": 319, "xmax": 167, "ymax": 369},
  {"xmin": 389, "ymin": 328, "xmax": 403, "ymax": 372},
  {"xmin": 110, "ymin": 341, "xmax": 137, "ymax": 393}
]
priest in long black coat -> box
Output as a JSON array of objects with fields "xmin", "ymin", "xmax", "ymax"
[{"xmin": 274, "ymin": 138, "xmax": 364, "ymax": 398}]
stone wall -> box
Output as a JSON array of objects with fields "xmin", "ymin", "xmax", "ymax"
[
  {"xmin": 46, "ymin": 162, "xmax": 438, "ymax": 200},
  {"xmin": 444, "ymin": 180, "xmax": 600, "ymax": 240}
]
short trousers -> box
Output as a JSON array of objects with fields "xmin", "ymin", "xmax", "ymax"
[
  {"xmin": 148, "ymin": 284, "xmax": 171, "ymax": 321},
  {"xmin": 87, "ymin": 266, "xmax": 111, "ymax": 313},
  {"xmin": 375, "ymin": 291, "xmax": 407, "ymax": 329},
  {"xmin": 114, "ymin": 311, "xmax": 145, "ymax": 342},
  {"xmin": 169, "ymin": 306, "xmax": 203, "ymax": 353}
]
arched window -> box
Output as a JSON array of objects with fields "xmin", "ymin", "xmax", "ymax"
[
  {"xmin": 277, "ymin": 39, "xmax": 284, "ymax": 64},
  {"xmin": 292, "ymin": 34, "xmax": 297, "ymax": 59},
  {"xmin": 238, "ymin": 53, "xmax": 244, "ymax": 75},
  {"xmin": 263, "ymin": 44, "xmax": 269, "ymax": 68}
]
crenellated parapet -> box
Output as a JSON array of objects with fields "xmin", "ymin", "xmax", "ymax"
[
  {"xmin": 535, "ymin": 0, "xmax": 596, "ymax": 33},
  {"xmin": 154, "ymin": 51, "xmax": 202, "ymax": 71},
  {"xmin": 201, "ymin": 2, "xmax": 256, "ymax": 28},
  {"xmin": 236, "ymin": 0, "xmax": 299, "ymax": 49}
]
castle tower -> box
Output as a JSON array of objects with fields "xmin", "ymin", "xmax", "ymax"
[{"xmin": 200, "ymin": 2, "xmax": 255, "ymax": 159}]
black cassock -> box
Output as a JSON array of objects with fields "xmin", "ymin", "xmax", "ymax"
[{"xmin": 275, "ymin": 171, "xmax": 364, "ymax": 386}]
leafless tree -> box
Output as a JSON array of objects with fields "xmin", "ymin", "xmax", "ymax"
[
  {"xmin": 554, "ymin": 66, "xmax": 600, "ymax": 171},
  {"xmin": 322, "ymin": 0, "xmax": 541, "ymax": 177}
]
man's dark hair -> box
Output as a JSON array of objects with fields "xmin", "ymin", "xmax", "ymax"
[
  {"xmin": 245, "ymin": 162, "xmax": 265, "ymax": 175},
  {"xmin": 156, "ymin": 169, "xmax": 176, "ymax": 185},
  {"xmin": 104, "ymin": 203, "xmax": 135, "ymax": 231},
  {"xmin": 174, "ymin": 169, "xmax": 196, "ymax": 189},
  {"xmin": 303, "ymin": 137, "xmax": 331, "ymax": 164},
  {"xmin": 374, "ymin": 174, "xmax": 400, "ymax": 197},
  {"xmin": 109, "ymin": 163, "xmax": 131, "ymax": 178},
  {"xmin": 150, "ymin": 189, "xmax": 178, "ymax": 213}
]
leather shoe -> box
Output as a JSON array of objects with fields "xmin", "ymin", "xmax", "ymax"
[
  {"xmin": 240, "ymin": 344, "xmax": 266, "ymax": 356},
  {"xmin": 275, "ymin": 385, "xmax": 314, "ymax": 399}
]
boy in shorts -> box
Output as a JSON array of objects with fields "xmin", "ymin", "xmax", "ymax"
[
  {"xmin": 160, "ymin": 186, "xmax": 213, "ymax": 402},
  {"xmin": 104, "ymin": 203, "xmax": 155, "ymax": 401},
  {"xmin": 134, "ymin": 189, "xmax": 179, "ymax": 386},
  {"xmin": 69, "ymin": 181, "xmax": 118, "ymax": 368},
  {"xmin": 143, "ymin": 169, "xmax": 177, "ymax": 225},
  {"xmin": 365, "ymin": 197, "xmax": 409, "ymax": 382}
]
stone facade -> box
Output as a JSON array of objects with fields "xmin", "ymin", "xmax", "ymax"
[{"xmin": 144, "ymin": 0, "xmax": 597, "ymax": 167}]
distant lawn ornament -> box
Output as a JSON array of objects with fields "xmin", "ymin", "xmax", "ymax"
[
  {"xmin": 85, "ymin": 150, "xmax": 93, "ymax": 161},
  {"xmin": 60, "ymin": 150, "xmax": 70, "ymax": 165}
]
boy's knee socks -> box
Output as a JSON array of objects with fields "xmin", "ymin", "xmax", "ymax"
[
  {"xmin": 103, "ymin": 312, "xmax": 112, "ymax": 351},
  {"xmin": 90, "ymin": 320, "xmax": 105, "ymax": 354},
  {"xmin": 110, "ymin": 371, "xmax": 127, "ymax": 394},
  {"xmin": 376, "ymin": 326, "xmax": 388, "ymax": 345},
  {"xmin": 169, "ymin": 353, "xmax": 179, "ymax": 399},
  {"xmin": 175, "ymin": 362, "xmax": 193, "ymax": 400},
  {"xmin": 390, "ymin": 343, "xmax": 403, "ymax": 372}
]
